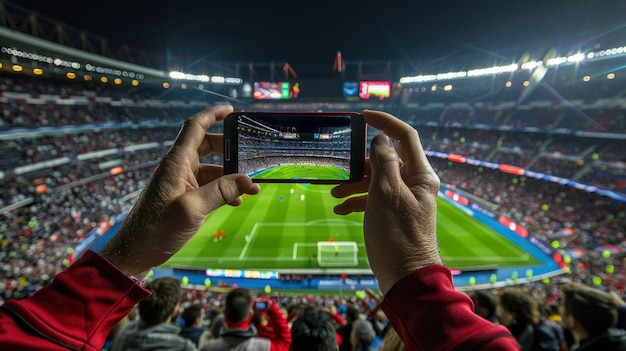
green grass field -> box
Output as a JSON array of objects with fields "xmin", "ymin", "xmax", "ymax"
[
  {"xmin": 166, "ymin": 184, "xmax": 539, "ymax": 271},
  {"xmin": 251, "ymin": 164, "xmax": 349, "ymax": 181}
]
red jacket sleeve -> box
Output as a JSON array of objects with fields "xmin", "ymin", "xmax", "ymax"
[
  {"xmin": 381, "ymin": 265, "xmax": 519, "ymax": 351},
  {"xmin": 331, "ymin": 311, "xmax": 345, "ymax": 326},
  {"xmin": 0, "ymin": 250, "xmax": 150, "ymax": 351},
  {"xmin": 255, "ymin": 301, "xmax": 291, "ymax": 351}
]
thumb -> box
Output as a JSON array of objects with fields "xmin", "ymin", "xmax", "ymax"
[
  {"xmin": 193, "ymin": 174, "xmax": 256, "ymax": 214},
  {"xmin": 369, "ymin": 134, "xmax": 402, "ymax": 189}
]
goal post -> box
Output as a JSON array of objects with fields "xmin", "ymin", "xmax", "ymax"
[{"xmin": 317, "ymin": 241, "xmax": 358, "ymax": 267}]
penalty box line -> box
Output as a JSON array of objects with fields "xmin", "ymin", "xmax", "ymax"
[{"xmin": 238, "ymin": 220, "xmax": 362, "ymax": 260}]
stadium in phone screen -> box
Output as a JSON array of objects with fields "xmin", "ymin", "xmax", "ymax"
[{"xmin": 235, "ymin": 113, "xmax": 358, "ymax": 182}]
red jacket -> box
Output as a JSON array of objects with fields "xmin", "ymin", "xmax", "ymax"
[
  {"xmin": 254, "ymin": 300, "xmax": 291, "ymax": 351},
  {"xmin": 381, "ymin": 264, "xmax": 520, "ymax": 351},
  {"xmin": 0, "ymin": 251, "xmax": 150, "ymax": 351}
]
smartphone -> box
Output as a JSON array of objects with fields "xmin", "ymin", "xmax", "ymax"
[
  {"xmin": 254, "ymin": 301, "xmax": 267, "ymax": 310},
  {"xmin": 223, "ymin": 111, "xmax": 366, "ymax": 184}
]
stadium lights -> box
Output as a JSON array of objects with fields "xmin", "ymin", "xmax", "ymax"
[
  {"xmin": 546, "ymin": 57, "xmax": 567, "ymax": 66},
  {"xmin": 170, "ymin": 71, "xmax": 210, "ymax": 82},
  {"xmin": 521, "ymin": 61, "xmax": 542, "ymax": 70},
  {"xmin": 400, "ymin": 63, "xmax": 519, "ymax": 83},
  {"xmin": 85, "ymin": 64, "xmax": 143, "ymax": 79},
  {"xmin": 567, "ymin": 53, "xmax": 585, "ymax": 62},
  {"xmin": 468, "ymin": 63, "xmax": 518, "ymax": 77},
  {"xmin": 1, "ymin": 46, "xmax": 148, "ymax": 81},
  {"xmin": 398, "ymin": 45, "xmax": 626, "ymax": 84},
  {"xmin": 1, "ymin": 46, "xmax": 79, "ymax": 69},
  {"xmin": 169, "ymin": 71, "xmax": 243, "ymax": 84},
  {"xmin": 586, "ymin": 46, "xmax": 626, "ymax": 60}
]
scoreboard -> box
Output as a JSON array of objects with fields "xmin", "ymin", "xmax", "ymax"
[{"xmin": 252, "ymin": 79, "xmax": 392, "ymax": 101}]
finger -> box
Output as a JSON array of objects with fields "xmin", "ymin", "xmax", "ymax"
[
  {"xmin": 331, "ymin": 175, "xmax": 370, "ymax": 199},
  {"xmin": 198, "ymin": 133, "xmax": 224, "ymax": 158},
  {"xmin": 330, "ymin": 158, "xmax": 371, "ymax": 198},
  {"xmin": 362, "ymin": 109, "xmax": 426, "ymax": 169},
  {"xmin": 196, "ymin": 164, "xmax": 224, "ymax": 187},
  {"xmin": 174, "ymin": 105, "xmax": 234, "ymax": 154},
  {"xmin": 368, "ymin": 134, "xmax": 403, "ymax": 191},
  {"xmin": 333, "ymin": 195, "xmax": 368, "ymax": 215},
  {"xmin": 191, "ymin": 174, "xmax": 260, "ymax": 214}
]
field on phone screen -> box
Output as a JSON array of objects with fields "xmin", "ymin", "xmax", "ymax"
[
  {"xmin": 166, "ymin": 184, "xmax": 540, "ymax": 272},
  {"xmin": 250, "ymin": 164, "xmax": 349, "ymax": 181}
]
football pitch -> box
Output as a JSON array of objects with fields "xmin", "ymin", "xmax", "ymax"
[
  {"xmin": 166, "ymin": 184, "xmax": 539, "ymax": 271},
  {"xmin": 250, "ymin": 164, "xmax": 349, "ymax": 181}
]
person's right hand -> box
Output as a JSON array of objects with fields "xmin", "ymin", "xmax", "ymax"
[
  {"xmin": 100, "ymin": 105, "xmax": 260, "ymax": 282},
  {"xmin": 331, "ymin": 110, "xmax": 442, "ymax": 294}
]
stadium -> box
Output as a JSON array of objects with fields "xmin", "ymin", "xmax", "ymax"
[{"xmin": 1, "ymin": 0, "xmax": 626, "ymax": 349}]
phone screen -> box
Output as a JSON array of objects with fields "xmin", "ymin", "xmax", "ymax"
[{"xmin": 224, "ymin": 112, "xmax": 365, "ymax": 183}]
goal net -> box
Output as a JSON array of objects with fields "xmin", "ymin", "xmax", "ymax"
[{"xmin": 317, "ymin": 241, "xmax": 358, "ymax": 267}]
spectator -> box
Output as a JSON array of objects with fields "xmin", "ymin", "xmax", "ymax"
[
  {"xmin": 497, "ymin": 288, "xmax": 537, "ymax": 350},
  {"xmin": 560, "ymin": 282, "xmax": 626, "ymax": 350},
  {"xmin": 290, "ymin": 308, "xmax": 339, "ymax": 351},
  {"xmin": 198, "ymin": 307, "xmax": 224, "ymax": 347},
  {"xmin": 471, "ymin": 290, "xmax": 499, "ymax": 324},
  {"xmin": 180, "ymin": 303, "xmax": 206, "ymax": 347},
  {"xmin": 534, "ymin": 302, "xmax": 567, "ymax": 351},
  {"xmin": 198, "ymin": 288, "xmax": 290, "ymax": 351},
  {"xmin": 350, "ymin": 319, "xmax": 376, "ymax": 351},
  {"xmin": 110, "ymin": 277, "xmax": 197, "ymax": 351},
  {"xmin": 337, "ymin": 304, "xmax": 360, "ymax": 351}
]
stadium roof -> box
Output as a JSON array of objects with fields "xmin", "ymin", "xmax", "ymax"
[{"xmin": 6, "ymin": 0, "xmax": 626, "ymax": 78}]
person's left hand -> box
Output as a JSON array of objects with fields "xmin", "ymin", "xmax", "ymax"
[{"xmin": 100, "ymin": 105, "xmax": 260, "ymax": 280}]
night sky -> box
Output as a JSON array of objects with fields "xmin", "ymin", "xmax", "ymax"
[{"xmin": 8, "ymin": 0, "xmax": 626, "ymax": 78}]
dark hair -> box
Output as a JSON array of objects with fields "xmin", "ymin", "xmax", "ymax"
[
  {"xmin": 182, "ymin": 303, "xmax": 203, "ymax": 327},
  {"xmin": 498, "ymin": 288, "xmax": 537, "ymax": 327},
  {"xmin": 290, "ymin": 309, "xmax": 337, "ymax": 351},
  {"xmin": 560, "ymin": 283, "xmax": 618, "ymax": 335},
  {"xmin": 139, "ymin": 277, "xmax": 181, "ymax": 325},
  {"xmin": 345, "ymin": 304, "xmax": 360, "ymax": 323},
  {"xmin": 472, "ymin": 290, "xmax": 497, "ymax": 318},
  {"xmin": 225, "ymin": 288, "xmax": 253, "ymax": 323}
]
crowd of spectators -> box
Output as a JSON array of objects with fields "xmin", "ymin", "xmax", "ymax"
[
  {"xmin": 433, "ymin": 158, "xmax": 626, "ymax": 295},
  {"xmin": 99, "ymin": 273, "xmax": 625, "ymax": 350}
]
